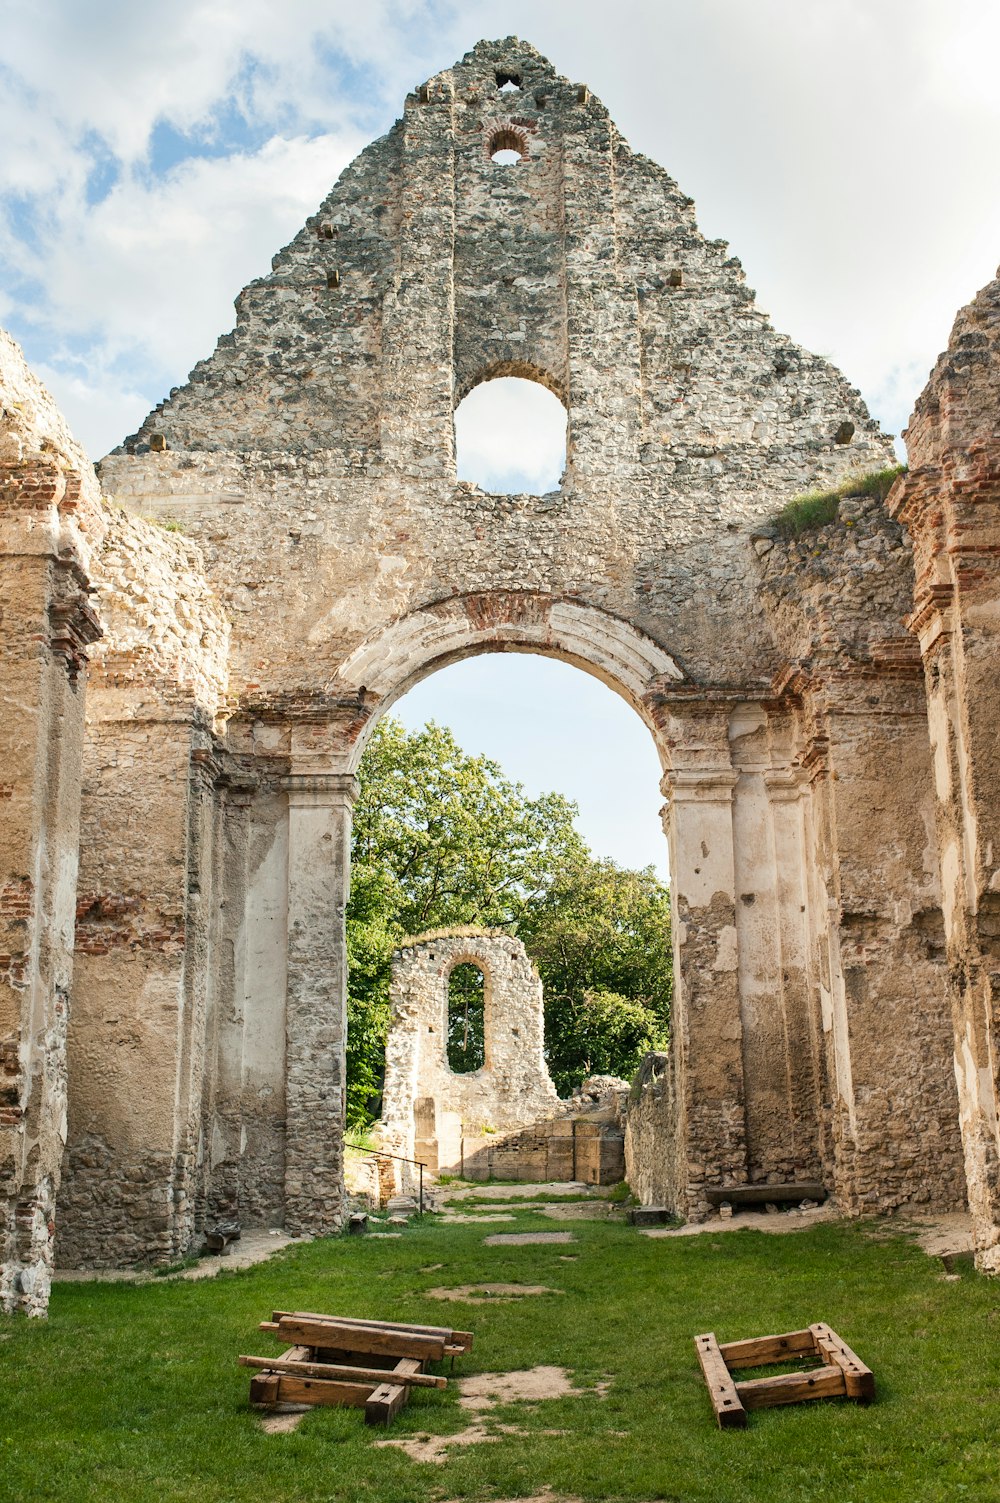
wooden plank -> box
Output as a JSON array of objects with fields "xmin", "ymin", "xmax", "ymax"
[
  {"xmin": 365, "ymin": 1358, "xmax": 421, "ymax": 1426},
  {"xmin": 811, "ymin": 1323, "xmax": 875, "ymax": 1402},
  {"xmin": 694, "ymin": 1332, "xmax": 747, "ymax": 1428},
  {"xmin": 735, "ymin": 1365, "xmax": 846, "ymax": 1410},
  {"xmin": 272, "ymin": 1374, "xmax": 375, "ymax": 1409},
  {"xmin": 272, "ymin": 1310, "xmax": 473, "ymax": 1350},
  {"xmin": 274, "ymin": 1316, "xmax": 446, "ymax": 1362},
  {"xmin": 239, "ymin": 1354, "xmax": 447, "ymax": 1390},
  {"xmin": 704, "ymin": 1183, "xmax": 826, "ymax": 1207},
  {"xmin": 718, "ymin": 1329, "xmax": 816, "ymax": 1369}
]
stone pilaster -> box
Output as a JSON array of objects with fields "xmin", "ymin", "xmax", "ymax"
[
  {"xmin": 661, "ymin": 703, "xmax": 746, "ymax": 1217},
  {"xmin": 283, "ymin": 769, "xmax": 358, "ymax": 1235}
]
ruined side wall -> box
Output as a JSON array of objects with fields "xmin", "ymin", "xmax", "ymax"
[
  {"xmin": 381, "ymin": 930, "xmax": 559, "ymax": 1174},
  {"xmin": 0, "ymin": 331, "xmax": 104, "ymax": 1312},
  {"xmin": 57, "ymin": 509, "xmax": 229, "ymax": 1267},
  {"xmin": 892, "ymin": 269, "xmax": 1000, "ymax": 1268},
  {"xmin": 754, "ymin": 497, "xmax": 966, "ymax": 1216}
]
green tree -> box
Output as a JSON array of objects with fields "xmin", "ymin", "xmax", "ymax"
[
  {"xmin": 345, "ymin": 716, "xmax": 672, "ymax": 1123},
  {"xmin": 517, "ymin": 858, "xmax": 672, "ymax": 1094}
]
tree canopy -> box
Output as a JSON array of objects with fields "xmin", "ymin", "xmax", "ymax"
[{"xmin": 346, "ymin": 716, "xmax": 672, "ymax": 1122}]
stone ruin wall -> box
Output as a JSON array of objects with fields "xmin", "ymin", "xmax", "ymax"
[
  {"xmin": 5, "ymin": 38, "xmax": 1000, "ymax": 1304},
  {"xmin": 380, "ymin": 930, "xmax": 625, "ymax": 1188},
  {"xmin": 380, "ymin": 930, "xmax": 560, "ymax": 1175},
  {"xmin": 889, "ymin": 276, "xmax": 1000, "ymax": 1269}
]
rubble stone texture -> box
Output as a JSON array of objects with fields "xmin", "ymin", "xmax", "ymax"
[
  {"xmin": 5, "ymin": 37, "xmax": 1000, "ymax": 1303},
  {"xmin": 380, "ymin": 930, "xmax": 560, "ymax": 1176}
]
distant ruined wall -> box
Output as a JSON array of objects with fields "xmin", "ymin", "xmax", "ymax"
[
  {"xmin": 381, "ymin": 930, "xmax": 560, "ymax": 1176},
  {"xmin": 0, "ymin": 331, "xmax": 104, "ymax": 1312}
]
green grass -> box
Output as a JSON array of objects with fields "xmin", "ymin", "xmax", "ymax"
[
  {"xmin": 772, "ymin": 465, "xmax": 907, "ymax": 539},
  {"xmin": 1, "ymin": 1213, "xmax": 997, "ymax": 1503}
]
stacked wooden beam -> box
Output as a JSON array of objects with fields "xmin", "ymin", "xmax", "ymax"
[
  {"xmin": 241, "ymin": 1311, "xmax": 474, "ymax": 1426},
  {"xmin": 694, "ymin": 1322, "xmax": 873, "ymax": 1429}
]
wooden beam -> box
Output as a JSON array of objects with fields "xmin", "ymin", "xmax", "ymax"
[
  {"xmin": 248, "ymin": 1373, "xmax": 280, "ymax": 1407},
  {"xmin": 273, "ymin": 1316, "xmax": 446, "ymax": 1362},
  {"xmin": 718, "ymin": 1329, "xmax": 816, "ymax": 1369},
  {"xmin": 365, "ymin": 1358, "xmax": 422, "ymax": 1426},
  {"xmin": 269, "ymin": 1375, "xmax": 376, "ymax": 1409},
  {"xmin": 811, "ymin": 1324, "xmax": 875, "ymax": 1402},
  {"xmin": 272, "ymin": 1310, "xmax": 473, "ymax": 1349},
  {"xmin": 694, "ymin": 1332, "xmax": 747, "ymax": 1428},
  {"xmin": 735, "ymin": 1366, "xmax": 845, "ymax": 1410},
  {"xmin": 704, "ymin": 1183, "xmax": 826, "ymax": 1207},
  {"xmin": 239, "ymin": 1354, "xmax": 447, "ymax": 1390}
]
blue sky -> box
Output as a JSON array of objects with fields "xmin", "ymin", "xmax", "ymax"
[{"xmin": 4, "ymin": 0, "xmax": 1000, "ymax": 877}]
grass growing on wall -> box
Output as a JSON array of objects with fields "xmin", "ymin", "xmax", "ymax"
[
  {"xmin": 772, "ymin": 465, "xmax": 907, "ymax": 539},
  {"xmin": 2, "ymin": 1211, "xmax": 997, "ymax": 1502}
]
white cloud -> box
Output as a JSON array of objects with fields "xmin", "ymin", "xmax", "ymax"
[{"xmin": 455, "ymin": 379, "xmax": 567, "ymax": 494}]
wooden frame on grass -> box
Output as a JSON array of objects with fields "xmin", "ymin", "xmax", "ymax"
[{"xmin": 694, "ymin": 1322, "xmax": 874, "ymax": 1429}]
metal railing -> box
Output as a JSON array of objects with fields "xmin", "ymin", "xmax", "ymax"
[{"xmin": 350, "ymin": 1146, "xmax": 427, "ymax": 1215}]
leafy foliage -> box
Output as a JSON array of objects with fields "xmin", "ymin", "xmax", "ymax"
[{"xmin": 345, "ymin": 717, "xmax": 671, "ymax": 1122}]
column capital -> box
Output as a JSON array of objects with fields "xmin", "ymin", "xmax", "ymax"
[
  {"xmin": 282, "ymin": 772, "xmax": 360, "ymax": 808},
  {"xmin": 763, "ymin": 767, "xmax": 809, "ymax": 802},
  {"xmin": 661, "ymin": 768, "xmax": 739, "ymax": 805}
]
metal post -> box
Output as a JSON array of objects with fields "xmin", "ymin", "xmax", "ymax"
[{"xmin": 419, "ymin": 1161, "xmax": 424, "ymax": 1217}]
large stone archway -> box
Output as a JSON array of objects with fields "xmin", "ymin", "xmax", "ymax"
[{"xmin": 8, "ymin": 37, "xmax": 1000, "ymax": 1307}]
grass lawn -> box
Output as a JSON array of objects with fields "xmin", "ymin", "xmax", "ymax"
[{"xmin": 1, "ymin": 1210, "xmax": 997, "ymax": 1503}]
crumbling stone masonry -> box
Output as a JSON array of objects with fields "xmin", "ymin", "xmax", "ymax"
[
  {"xmin": 0, "ymin": 332, "xmax": 104, "ymax": 1313},
  {"xmin": 381, "ymin": 930, "xmax": 559, "ymax": 1175},
  {"xmin": 5, "ymin": 37, "xmax": 1000, "ymax": 1305}
]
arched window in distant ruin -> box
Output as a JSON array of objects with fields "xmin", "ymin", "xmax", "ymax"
[{"xmin": 447, "ymin": 961, "xmax": 486, "ymax": 1073}]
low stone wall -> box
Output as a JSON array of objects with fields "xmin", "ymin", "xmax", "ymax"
[
  {"xmin": 458, "ymin": 1113, "xmax": 624, "ymax": 1185},
  {"xmin": 624, "ymin": 1052, "xmax": 682, "ymax": 1211}
]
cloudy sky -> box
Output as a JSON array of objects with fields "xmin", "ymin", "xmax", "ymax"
[{"xmin": 4, "ymin": 0, "xmax": 999, "ymax": 876}]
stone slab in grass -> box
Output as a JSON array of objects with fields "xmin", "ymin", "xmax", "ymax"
[
  {"xmin": 483, "ymin": 1231, "xmax": 576, "ymax": 1245},
  {"xmin": 440, "ymin": 1213, "xmax": 517, "ymax": 1224}
]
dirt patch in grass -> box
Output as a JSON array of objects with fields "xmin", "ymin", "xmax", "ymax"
[
  {"xmin": 424, "ymin": 1283, "xmax": 561, "ymax": 1303},
  {"xmin": 377, "ymin": 1366, "xmax": 606, "ymax": 1463},
  {"xmin": 258, "ymin": 1409, "xmax": 307, "ymax": 1435},
  {"xmin": 458, "ymin": 1365, "xmax": 607, "ymax": 1409},
  {"xmin": 376, "ymin": 1420, "xmax": 548, "ymax": 1464}
]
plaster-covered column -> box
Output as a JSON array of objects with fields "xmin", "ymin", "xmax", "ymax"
[
  {"xmin": 763, "ymin": 765, "xmax": 825, "ymax": 1182},
  {"xmin": 283, "ymin": 768, "xmax": 358, "ymax": 1236},
  {"xmin": 661, "ymin": 703, "xmax": 746, "ymax": 1218},
  {"xmin": 728, "ymin": 702, "xmax": 822, "ymax": 1185}
]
